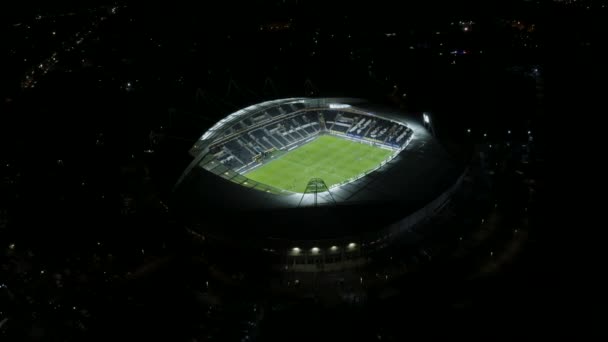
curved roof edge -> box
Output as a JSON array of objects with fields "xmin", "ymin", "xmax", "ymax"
[{"xmin": 192, "ymin": 97, "xmax": 368, "ymax": 151}]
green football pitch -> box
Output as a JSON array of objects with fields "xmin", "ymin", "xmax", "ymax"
[{"xmin": 244, "ymin": 135, "xmax": 394, "ymax": 193}]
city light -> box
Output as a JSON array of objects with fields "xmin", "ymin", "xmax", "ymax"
[
  {"xmin": 330, "ymin": 246, "xmax": 338, "ymax": 251},
  {"xmin": 348, "ymin": 242, "xmax": 356, "ymax": 249},
  {"xmin": 311, "ymin": 247, "xmax": 319, "ymax": 254},
  {"xmin": 423, "ymin": 113, "xmax": 430, "ymax": 124},
  {"xmin": 292, "ymin": 247, "xmax": 301, "ymax": 254}
]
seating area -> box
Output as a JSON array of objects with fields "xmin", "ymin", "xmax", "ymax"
[
  {"xmin": 327, "ymin": 112, "xmax": 354, "ymax": 133},
  {"xmin": 207, "ymin": 106, "xmax": 412, "ymax": 170},
  {"xmin": 385, "ymin": 125, "xmax": 414, "ymax": 147}
]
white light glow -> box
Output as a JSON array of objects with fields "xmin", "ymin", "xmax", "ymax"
[
  {"xmin": 329, "ymin": 103, "xmax": 351, "ymax": 109},
  {"xmin": 311, "ymin": 247, "xmax": 319, "ymax": 253},
  {"xmin": 330, "ymin": 246, "xmax": 338, "ymax": 251},
  {"xmin": 292, "ymin": 247, "xmax": 301, "ymax": 253},
  {"xmin": 423, "ymin": 114, "xmax": 430, "ymax": 124},
  {"xmin": 348, "ymin": 242, "xmax": 356, "ymax": 249}
]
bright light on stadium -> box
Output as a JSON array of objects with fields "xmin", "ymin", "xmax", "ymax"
[
  {"xmin": 185, "ymin": 98, "xmax": 416, "ymax": 196},
  {"xmin": 348, "ymin": 242, "xmax": 356, "ymax": 249},
  {"xmin": 311, "ymin": 247, "xmax": 320, "ymax": 254},
  {"xmin": 423, "ymin": 113, "xmax": 430, "ymax": 124},
  {"xmin": 329, "ymin": 103, "xmax": 351, "ymax": 109},
  {"xmin": 330, "ymin": 246, "xmax": 338, "ymax": 251},
  {"xmin": 292, "ymin": 247, "xmax": 301, "ymax": 254}
]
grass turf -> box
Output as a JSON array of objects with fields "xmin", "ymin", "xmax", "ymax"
[{"xmin": 244, "ymin": 135, "xmax": 393, "ymax": 193}]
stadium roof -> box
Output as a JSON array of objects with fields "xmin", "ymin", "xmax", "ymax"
[{"xmin": 172, "ymin": 98, "xmax": 464, "ymax": 242}]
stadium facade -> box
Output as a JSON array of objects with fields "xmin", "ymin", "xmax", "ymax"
[{"xmin": 173, "ymin": 98, "xmax": 466, "ymax": 271}]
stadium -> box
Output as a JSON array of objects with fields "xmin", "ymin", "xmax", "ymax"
[{"xmin": 173, "ymin": 98, "xmax": 466, "ymax": 271}]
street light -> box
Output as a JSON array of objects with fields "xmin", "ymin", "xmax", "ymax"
[{"xmin": 423, "ymin": 113, "xmax": 430, "ymax": 124}]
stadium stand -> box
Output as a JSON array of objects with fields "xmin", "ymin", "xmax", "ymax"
[{"xmin": 206, "ymin": 106, "xmax": 412, "ymax": 171}]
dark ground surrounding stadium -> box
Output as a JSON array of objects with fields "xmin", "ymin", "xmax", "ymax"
[{"xmin": 0, "ymin": 0, "xmax": 596, "ymax": 340}]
